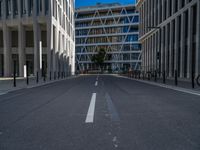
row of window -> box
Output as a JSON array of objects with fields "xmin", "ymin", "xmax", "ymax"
[
  {"xmin": 0, "ymin": 0, "xmax": 49, "ymax": 18},
  {"xmin": 75, "ymin": 16, "xmax": 139, "ymax": 27},
  {"xmin": 77, "ymin": 53, "xmax": 141, "ymax": 62},
  {"xmin": 76, "ymin": 8, "xmax": 137, "ymax": 19},
  {"xmin": 76, "ymin": 35, "xmax": 139, "ymax": 44},
  {"xmin": 139, "ymin": 0, "xmax": 195, "ymax": 36},
  {"xmin": 76, "ymin": 44, "xmax": 141, "ymax": 53},
  {"xmin": 75, "ymin": 26, "xmax": 138, "ymax": 36}
]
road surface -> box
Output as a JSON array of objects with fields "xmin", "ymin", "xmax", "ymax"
[{"xmin": 0, "ymin": 75, "xmax": 200, "ymax": 150}]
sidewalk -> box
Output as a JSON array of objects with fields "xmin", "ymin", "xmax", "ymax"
[
  {"xmin": 0, "ymin": 75, "xmax": 77, "ymax": 95},
  {"xmin": 118, "ymin": 74, "xmax": 200, "ymax": 95}
]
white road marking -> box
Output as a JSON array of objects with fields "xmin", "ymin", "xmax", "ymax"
[
  {"xmin": 95, "ymin": 81, "xmax": 98, "ymax": 86},
  {"xmin": 85, "ymin": 93, "xmax": 97, "ymax": 123},
  {"xmin": 119, "ymin": 76, "xmax": 200, "ymax": 97},
  {"xmin": 0, "ymin": 92, "xmax": 8, "ymax": 96}
]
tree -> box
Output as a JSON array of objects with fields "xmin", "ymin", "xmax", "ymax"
[{"xmin": 91, "ymin": 48, "xmax": 106, "ymax": 71}]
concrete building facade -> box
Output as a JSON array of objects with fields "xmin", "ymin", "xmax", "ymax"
[
  {"xmin": 136, "ymin": 0, "xmax": 200, "ymax": 79},
  {"xmin": 75, "ymin": 3, "xmax": 141, "ymax": 72},
  {"xmin": 0, "ymin": 0, "xmax": 75, "ymax": 77}
]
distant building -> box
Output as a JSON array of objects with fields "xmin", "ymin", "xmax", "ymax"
[
  {"xmin": 136, "ymin": 0, "xmax": 200, "ymax": 79},
  {"xmin": 0, "ymin": 0, "xmax": 75, "ymax": 77},
  {"xmin": 75, "ymin": 3, "xmax": 141, "ymax": 72}
]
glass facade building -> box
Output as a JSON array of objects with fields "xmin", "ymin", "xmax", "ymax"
[{"xmin": 75, "ymin": 3, "xmax": 141, "ymax": 72}]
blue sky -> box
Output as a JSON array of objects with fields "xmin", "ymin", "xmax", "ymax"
[{"xmin": 75, "ymin": 0, "xmax": 136, "ymax": 8}]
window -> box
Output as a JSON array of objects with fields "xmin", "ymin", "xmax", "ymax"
[
  {"xmin": 6, "ymin": 0, "xmax": 11, "ymax": 17},
  {"xmin": 0, "ymin": 0, "xmax": 2, "ymax": 18},
  {"xmin": 28, "ymin": 0, "xmax": 33, "ymax": 16},
  {"xmin": 13, "ymin": 0, "xmax": 18, "ymax": 16}
]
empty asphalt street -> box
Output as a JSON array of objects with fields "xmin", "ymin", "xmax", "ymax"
[{"xmin": 0, "ymin": 75, "xmax": 200, "ymax": 150}]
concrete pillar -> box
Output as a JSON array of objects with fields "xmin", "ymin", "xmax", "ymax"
[
  {"xmin": 42, "ymin": 0, "xmax": 45, "ymax": 15},
  {"xmin": 144, "ymin": 40, "xmax": 147, "ymax": 72},
  {"xmin": 174, "ymin": 17, "xmax": 179, "ymax": 74},
  {"xmin": 160, "ymin": 27, "xmax": 164, "ymax": 73},
  {"xmin": 196, "ymin": 1, "xmax": 200, "ymax": 76},
  {"xmin": 47, "ymin": 23, "xmax": 53, "ymax": 78},
  {"xmin": 11, "ymin": 0, "xmax": 14, "ymax": 18},
  {"xmin": 17, "ymin": 0, "xmax": 22, "ymax": 18},
  {"xmin": 161, "ymin": 0, "xmax": 164, "ymax": 22},
  {"xmin": 3, "ymin": 24, "xmax": 12, "ymax": 77},
  {"xmin": 180, "ymin": 13, "xmax": 186, "ymax": 78},
  {"xmin": 33, "ymin": 22, "xmax": 41, "ymax": 76},
  {"xmin": 155, "ymin": 33, "xmax": 158, "ymax": 70},
  {"xmin": 18, "ymin": 23, "xmax": 26, "ymax": 77},
  {"xmin": 187, "ymin": 7, "xmax": 193, "ymax": 78},
  {"xmin": 165, "ymin": 25, "xmax": 169, "ymax": 75},
  {"xmin": 53, "ymin": 27, "xmax": 58, "ymax": 77},
  {"xmin": 169, "ymin": 21, "xmax": 173, "ymax": 77},
  {"xmin": 166, "ymin": 0, "xmax": 170, "ymax": 18},
  {"xmin": 0, "ymin": 54, "xmax": 3, "ymax": 76}
]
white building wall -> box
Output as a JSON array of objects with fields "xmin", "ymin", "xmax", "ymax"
[
  {"xmin": 0, "ymin": 0, "xmax": 75, "ymax": 77},
  {"xmin": 137, "ymin": 0, "xmax": 200, "ymax": 79}
]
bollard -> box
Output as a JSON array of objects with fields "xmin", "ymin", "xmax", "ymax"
[
  {"xmin": 54, "ymin": 71, "xmax": 56, "ymax": 80},
  {"xmin": 175, "ymin": 70, "xmax": 178, "ymax": 86},
  {"xmin": 26, "ymin": 63, "xmax": 29, "ymax": 85},
  {"xmin": 50, "ymin": 71, "xmax": 51, "ymax": 81},
  {"xmin": 13, "ymin": 61, "xmax": 16, "ymax": 87},
  {"xmin": 143, "ymin": 72, "xmax": 145, "ymax": 80},
  {"xmin": 148, "ymin": 73, "xmax": 150, "ymax": 81},
  {"xmin": 43, "ymin": 74, "xmax": 46, "ymax": 82},
  {"xmin": 154, "ymin": 70, "xmax": 157, "ymax": 82},
  {"xmin": 163, "ymin": 71, "xmax": 166, "ymax": 84},
  {"xmin": 191, "ymin": 71, "xmax": 195, "ymax": 88},
  {"xmin": 36, "ymin": 72, "xmax": 39, "ymax": 83},
  {"xmin": 196, "ymin": 75, "xmax": 200, "ymax": 87}
]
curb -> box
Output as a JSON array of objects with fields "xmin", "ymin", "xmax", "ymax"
[
  {"xmin": 117, "ymin": 75, "xmax": 200, "ymax": 97},
  {"xmin": 0, "ymin": 75, "xmax": 79, "ymax": 96}
]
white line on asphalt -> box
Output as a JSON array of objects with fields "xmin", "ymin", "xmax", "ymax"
[
  {"xmin": 119, "ymin": 76, "xmax": 200, "ymax": 97},
  {"xmin": 95, "ymin": 81, "xmax": 98, "ymax": 86},
  {"xmin": 0, "ymin": 92, "xmax": 8, "ymax": 96},
  {"xmin": 85, "ymin": 93, "xmax": 96, "ymax": 123}
]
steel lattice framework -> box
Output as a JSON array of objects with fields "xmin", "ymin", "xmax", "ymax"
[{"xmin": 75, "ymin": 3, "xmax": 141, "ymax": 72}]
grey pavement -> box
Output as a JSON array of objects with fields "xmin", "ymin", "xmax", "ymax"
[
  {"xmin": 0, "ymin": 75, "xmax": 200, "ymax": 150},
  {"xmin": 127, "ymin": 74, "xmax": 200, "ymax": 91},
  {"xmin": 0, "ymin": 76, "xmax": 74, "ymax": 94}
]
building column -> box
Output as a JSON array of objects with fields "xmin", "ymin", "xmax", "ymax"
[
  {"xmin": 160, "ymin": 27, "xmax": 164, "ymax": 73},
  {"xmin": 0, "ymin": 54, "xmax": 3, "ymax": 76},
  {"xmin": 196, "ymin": 1, "xmax": 200, "ymax": 76},
  {"xmin": 174, "ymin": 17, "xmax": 179, "ymax": 76},
  {"xmin": 169, "ymin": 21, "xmax": 173, "ymax": 77},
  {"xmin": 33, "ymin": 22, "xmax": 41, "ymax": 76},
  {"xmin": 154, "ymin": 33, "xmax": 158, "ymax": 71},
  {"xmin": 53, "ymin": 27, "xmax": 58, "ymax": 78},
  {"xmin": 144, "ymin": 40, "xmax": 147, "ymax": 72},
  {"xmin": 180, "ymin": 13, "xmax": 186, "ymax": 78},
  {"xmin": 158, "ymin": 29, "xmax": 161, "ymax": 74},
  {"xmin": 47, "ymin": 23, "xmax": 53, "ymax": 79},
  {"xmin": 187, "ymin": 7, "xmax": 193, "ymax": 78},
  {"xmin": 3, "ymin": 24, "xmax": 12, "ymax": 77},
  {"xmin": 42, "ymin": 0, "xmax": 45, "ymax": 16},
  {"xmin": 165, "ymin": 25, "xmax": 169, "ymax": 76},
  {"xmin": 18, "ymin": 23, "xmax": 26, "ymax": 77}
]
